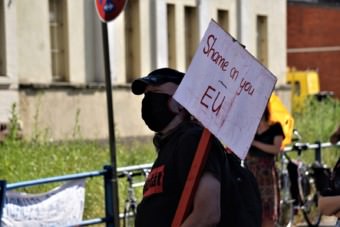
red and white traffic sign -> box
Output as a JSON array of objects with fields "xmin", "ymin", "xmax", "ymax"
[{"xmin": 95, "ymin": 0, "xmax": 127, "ymax": 22}]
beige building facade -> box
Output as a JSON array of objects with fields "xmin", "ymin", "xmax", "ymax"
[{"xmin": 0, "ymin": 0, "xmax": 287, "ymax": 141}]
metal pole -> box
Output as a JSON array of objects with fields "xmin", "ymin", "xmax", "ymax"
[
  {"xmin": 101, "ymin": 22, "xmax": 120, "ymax": 227},
  {"xmin": 0, "ymin": 180, "xmax": 6, "ymax": 222},
  {"xmin": 104, "ymin": 165, "xmax": 115, "ymax": 227},
  {"xmin": 0, "ymin": 180, "xmax": 6, "ymax": 219},
  {"xmin": 314, "ymin": 140, "xmax": 322, "ymax": 164}
]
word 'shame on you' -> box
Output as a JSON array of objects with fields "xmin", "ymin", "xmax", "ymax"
[{"xmin": 202, "ymin": 33, "xmax": 255, "ymax": 97}]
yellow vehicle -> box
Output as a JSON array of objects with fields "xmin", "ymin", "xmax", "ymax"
[{"xmin": 286, "ymin": 69, "xmax": 320, "ymax": 112}]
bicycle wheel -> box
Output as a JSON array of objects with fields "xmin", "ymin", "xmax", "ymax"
[
  {"xmin": 278, "ymin": 199, "xmax": 295, "ymax": 227},
  {"xmin": 301, "ymin": 193, "xmax": 321, "ymax": 227},
  {"xmin": 277, "ymin": 171, "xmax": 295, "ymax": 227},
  {"xmin": 299, "ymin": 171, "xmax": 321, "ymax": 227},
  {"xmin": 123, "ymin": 203, "xmax": 136, "ymax": 227}
]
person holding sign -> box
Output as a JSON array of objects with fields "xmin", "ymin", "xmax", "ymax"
[
  {"xmin": 245, "ymin": 106, "xmax": 285, "ymax": 227},
  {"xmin": 131, "ymin": 68, "xmax": 229, "ymax": 227}
]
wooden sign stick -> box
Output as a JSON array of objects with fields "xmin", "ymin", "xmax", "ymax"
[{"xmin": 171, "ymin": 128, "xmax": 212, "ymax": 227}]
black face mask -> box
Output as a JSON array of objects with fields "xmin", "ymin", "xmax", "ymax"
[{"xmin": 142, "ymin": 93, "xmax": 176, "ymax": 132}]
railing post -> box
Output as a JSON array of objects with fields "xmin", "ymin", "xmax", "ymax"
[
  {"xmin": 103, "ymin": 165, "xmax": 115, "ymax": 227},
  {"xmin": 315, "ymin": 141, "xmax": 322, "ymax": 164},
  {"xmin": 0, "ymin": 180, "xmax": 7, "ymax": 222}
]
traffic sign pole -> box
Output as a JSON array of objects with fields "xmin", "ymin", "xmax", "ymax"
[
  {"xmin": 95, "ymin": 1, "xmax": 128, "ymax": 226},
  {"xmin": 101, "ymin": 22, "xmax": 120, "ymax": 227}
]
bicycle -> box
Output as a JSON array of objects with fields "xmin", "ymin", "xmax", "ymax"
[
  {"xmin": 120, "ymin": 168, "xmax": 150, "ymax": 227},
  {"xmin": 277, "ymin": 141, "xmax": 331, "ymax": 227}
]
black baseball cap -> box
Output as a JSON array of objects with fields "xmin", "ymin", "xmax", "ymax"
[{"xmin": 131, "ymin": 68, "xmax": 185, "ymax": 95}]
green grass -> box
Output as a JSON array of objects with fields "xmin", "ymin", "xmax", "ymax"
[{"xmin": 0, "ymin": 138, "xmax": 155, "ymax": 225}]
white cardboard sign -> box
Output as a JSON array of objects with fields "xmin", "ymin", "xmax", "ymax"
[{"xmin": 173, "ymin": 20, "xmax": 277, "ymax": 159}]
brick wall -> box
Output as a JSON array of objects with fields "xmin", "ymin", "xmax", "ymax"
[{"xmin": 287, "ymin": 3, "xmax": 340, "ymax": 98}]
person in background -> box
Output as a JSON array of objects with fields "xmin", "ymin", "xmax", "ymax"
[
  {"xmin": 245, "ymin": 105, "xmax": 285, "ymax": 227},
  {"xmin": 131, "ymin": 68, "xmax": 229, "ymax": 227},
  {"xmin": 318, "ymin": 125, "xmax": 340, "ymax": 227}
]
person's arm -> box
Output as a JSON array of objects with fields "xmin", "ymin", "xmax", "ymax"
[
  {"xmin": 181, "ymin": 172, "xmax": 221, "ymax": 227},
  {"xmin": 251, "ymin": 135, "xmax": 283, "ymax": 155},
  {"xmin": 318, "ymin": 195, "xmax": 340, "ymax": 217}
]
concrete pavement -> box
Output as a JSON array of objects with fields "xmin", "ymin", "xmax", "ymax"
[{"xmin": 295, "ymin": 216, "xmax": 337, "ymax": 227}]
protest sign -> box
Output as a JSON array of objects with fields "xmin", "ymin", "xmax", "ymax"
[{"xmin": 174, "ymin": 20, "xmax": 277, "ymax": 159}]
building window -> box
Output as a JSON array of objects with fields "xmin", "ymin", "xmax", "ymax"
[
  {"xmin": 184, "ymin": 6, "xmax": 198, "ymax": 68},
  {"xmin": 256, "ymin": 15, "xmax": 268, "ymax": 66},
  {"xmin": 49, "ymin": 0, "xmax": 68, "ymax": 82},
  {"xmin": 125, "ymin": 0, "xmax": 140, "ymax": 82},
  {"xmin": 167, "ymin": 4, "xmax": 176, "ymax": 69},
  {"xmin": 217, "ymin": 9, "xmax": 229, "ymax": 32},
  {"xmin": 0, "ymin": 0, "xmax": 6, "ymax": 76}
]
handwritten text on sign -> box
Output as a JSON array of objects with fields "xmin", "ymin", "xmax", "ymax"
[{"xmin": 173, "ymin": 20, "xmax": 277, "ymax": 159}]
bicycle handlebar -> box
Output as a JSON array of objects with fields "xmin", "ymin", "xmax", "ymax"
[
  {"xmin": 118, "ymin": 169, "xmax": 149, "ymax": 179},
  {"xmin": 282, "ymin": 141, "xmax": 339, "ymax": 165},
  {"xmin": 292, "ymin": 143, "xmax": 309, "ymax": 151},
  {"xmin": 283, "ymin": 141, "xmax": 337, "ymax": 153}
]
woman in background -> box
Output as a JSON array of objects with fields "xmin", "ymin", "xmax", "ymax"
[{"xmin": 245, "ymin": 106, "xmax": 285, "ymax": 227}]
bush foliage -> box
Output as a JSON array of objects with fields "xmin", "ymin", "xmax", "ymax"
[{"xmin": 292, "ymin": 96, "xmax": 340, "ymax": 167}]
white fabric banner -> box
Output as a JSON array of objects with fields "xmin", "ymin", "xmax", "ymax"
[
  {"xmin": 1, "ymin": 179, "xmax": 85, "ymax": 227},
  {"xmin": 174, "ymin": 20, "xmax": 277, "ymax": 159}
]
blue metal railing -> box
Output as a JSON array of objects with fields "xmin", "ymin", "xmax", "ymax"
[{"xmin": 0, "ymin": 163, "xmax": 152, "ymax": 227}]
